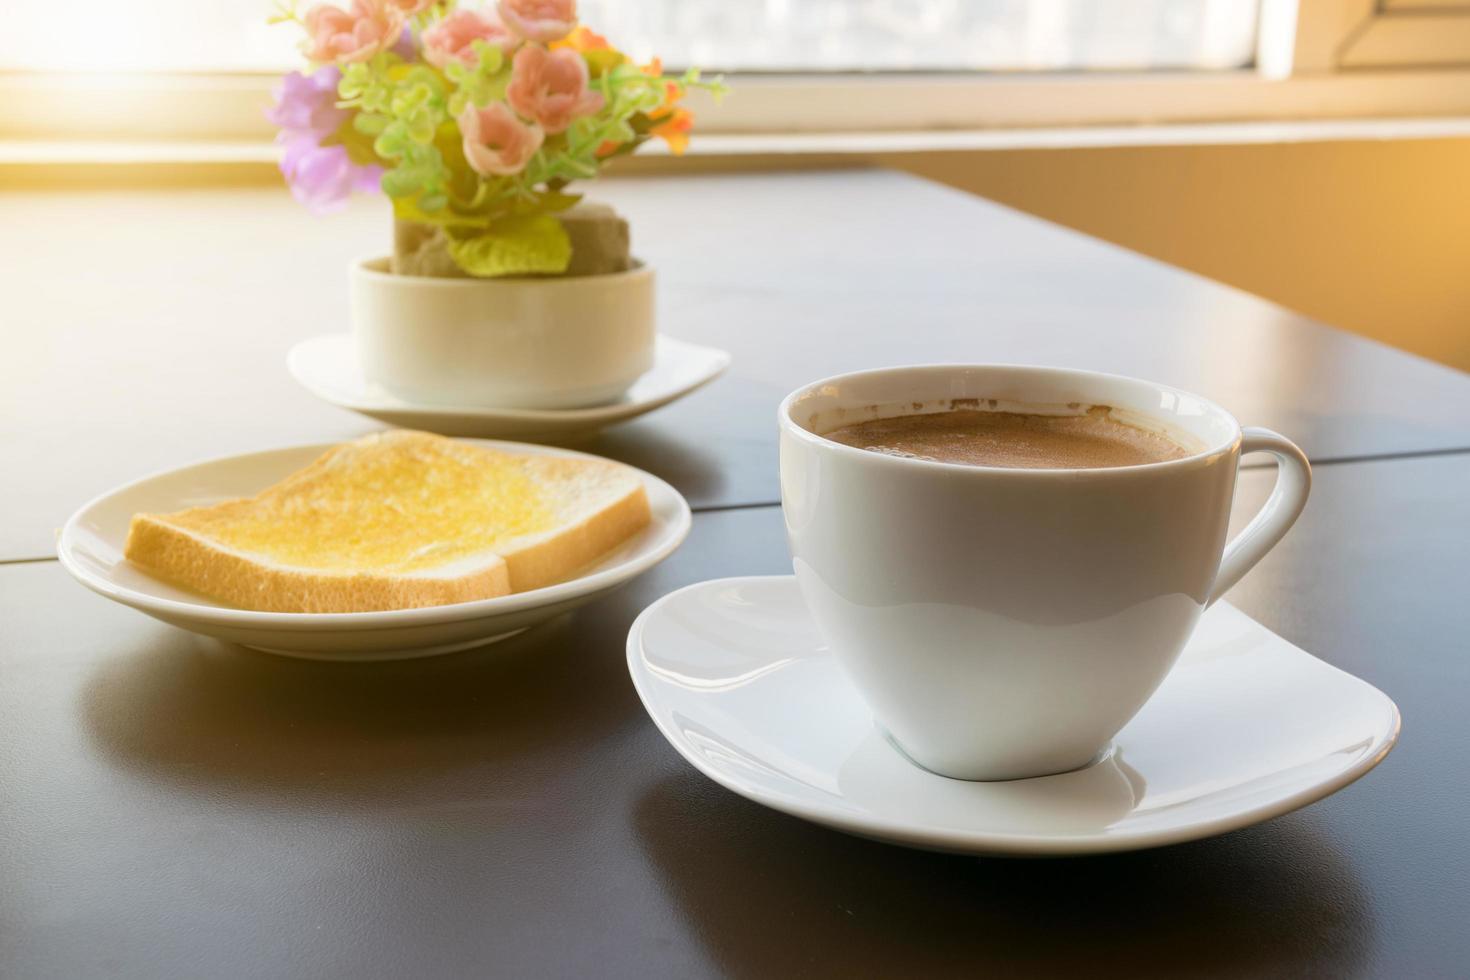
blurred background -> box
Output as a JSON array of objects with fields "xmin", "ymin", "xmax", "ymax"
[
  {"xmin": 3, "ymin": 0, "xmax": 1469, "ymax": 370},
  {"xmin": 2, "ymin": 0, "xmax": 1259, "ymax": 72}
]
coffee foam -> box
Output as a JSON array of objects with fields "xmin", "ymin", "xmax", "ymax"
[
  {"xmin": 821, "ymin": 404, "xmax": 1195, "ymax": 470},
  {"xmin": 812, "ymin": 396, "xmax": 1201, "ymax": 446}
]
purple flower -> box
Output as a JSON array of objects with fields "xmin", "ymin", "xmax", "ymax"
[
  {"xmin": 266, "ymin": 67, "xmax": 349, "ymax": 140},
  {"xmin": 280, "ymin": 136, "xmax": 383, "ymax": 215},
  {"xmin": 391, "ymin": 25, "xmax": 416, "ymax": 61},
  {"xmin": 268, "ymin": 67, "xmax": 381, "ymax": 214}
]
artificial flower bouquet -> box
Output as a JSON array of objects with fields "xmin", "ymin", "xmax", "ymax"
[{"xmin": 268, "ymin": 0, "xmax": 724, "ymax": 278}]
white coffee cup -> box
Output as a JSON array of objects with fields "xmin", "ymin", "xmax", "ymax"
[{"xmin": 778, "ymin": 364, "xmax": 1311, "ymax": 781}]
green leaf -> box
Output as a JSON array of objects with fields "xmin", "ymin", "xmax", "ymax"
[
  {"xmin": 447, "ymin": 214, "xmax": 571, "ymax": 278},
  {"xmin": 536, "ymin": 191, "xmax": 583, "ymax": 213},
  {"xmin": 582, "ymin": 48, "xmax": 624, "ymax": 78},
  {"xmin": 332, "ymin": 117, "xmax": 383, "ymax": 165},
  {"xmin": 381, "ymin": 168, "xmax": 420, "ymax": 197},
  {"xmin": 407, "ymin": 111, "xmax": 436, "ymax": 144},
  {"xmin": 470, "ymin": 40, "xmax": 504, "ymax": 76},
  {"xmin": 374, "ymin": 128, "xmax": 407, "ymax": 158},
  {"xmin": 449, "ymin": 43, "xmax": 511, "ymax": 109},
  {"xmin": 353, "ymin": 112, "xmax": 389, "ymax": 136}
]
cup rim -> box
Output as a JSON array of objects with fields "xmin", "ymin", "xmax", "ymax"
[
  {"xmin": 778, "ymin": 363, "xmax": 1243, "ymax": 478},
  {"xmin": 351, "ymin": 254, "xmax": 651, "ymax": 289}
]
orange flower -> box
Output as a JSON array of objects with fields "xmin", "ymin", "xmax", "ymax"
[
  {"xmin": 650, "ymin": 107, "xmax": 693, "ymax": 155},
  {"xmin": 648, "ymin": 80, "xmax": 685, "ymax": 120},
  {"xmin": 632, "ymin": 55, "xmax": 694, "ymax": 152},
  {"xmin": 556, "ymin": 25, "xmax": 623, "ymax": 76},
  {"xmin": 553, "ymin": 25, "xmax": 611, "ymax": 51}
]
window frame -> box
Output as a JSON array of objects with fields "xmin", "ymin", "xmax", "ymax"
[
  {"xmin": 3, "ymin": 1, "xmax": 1470, "ymax": 144},
  {"xmin": 1340, "ymin": 0, "xmax": 1470, "ymax": 68}
]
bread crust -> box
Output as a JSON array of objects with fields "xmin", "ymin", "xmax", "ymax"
[
  {"xmin": 125, "ymin": 515, "xmax": 511, "ymax": 613},
  {"xmin": 500, "ymin": 480, "xmax": 652, "ymax": 593}
]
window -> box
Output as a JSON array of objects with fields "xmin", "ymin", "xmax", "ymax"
[
  {"xmin": 577, "ymin": 0, "xmax": 1259, "ymax": 72},
  {"xmin": 4, "ymin": 1, "xmax": 1470, "ymax": 142},
  {"xmin": 1, "ymin": 0, "xmax": 1259, "ymax": 73},
  {"xmin": 3, "ymin": 1, "xmax": 290, "ymax": 73}
]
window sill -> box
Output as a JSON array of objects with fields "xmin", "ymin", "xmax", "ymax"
[
  {"xmin": 6, "ymin": 68, "xmax": 1470, "ymax": 145},
  {"xmin": 4, "ymin": 115, "xmax": 1470, "ymax": 186}
]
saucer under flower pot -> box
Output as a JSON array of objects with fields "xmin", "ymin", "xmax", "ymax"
[{"xmin": 349, "ymin": 256, "xmax": 655, "ymax": 410}]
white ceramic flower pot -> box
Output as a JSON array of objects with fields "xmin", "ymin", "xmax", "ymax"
[{"xmin": 349, "ymin": 257, "xmax": 655, "ymax": 409}]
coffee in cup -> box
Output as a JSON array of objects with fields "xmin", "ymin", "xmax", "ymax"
[{"xmin": 823, "ymin": 405, "xmax": 1192, "ymax": 469}]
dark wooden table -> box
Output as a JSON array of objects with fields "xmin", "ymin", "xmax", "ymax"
[
  {"xmin": 6, "ymin": 171, "xmax": 1470, "ymax": 559},
  {"xmin": 3, "ymin": 169, "xmax": 1469, "ymax": 978}
]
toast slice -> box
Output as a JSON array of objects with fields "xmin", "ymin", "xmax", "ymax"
[{"xmin": 124, "ymin": 431, "xmax": 652, "ymax": 613}]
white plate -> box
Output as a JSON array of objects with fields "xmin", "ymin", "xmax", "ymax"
[
  {"xmin": 627, "ymin": 576, "xmax": 1400, "ymax": 856},
  {"xmin": 59, "ymin": 440, "xmax": 691, "ymax": 661},
  {"xmin": 288, "ymin": 333, "xmax": 731, "ymax": 439}
]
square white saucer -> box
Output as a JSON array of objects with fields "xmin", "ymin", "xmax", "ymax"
[
  {"xmin": 288, "ymin": 334, "xmax": 730, "ymax": 439},
  {"xmin": 627, "ymin": 576, "xmax": 1400, "ymax": 856}
]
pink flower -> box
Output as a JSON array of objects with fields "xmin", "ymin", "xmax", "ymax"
[
  {"xmin": 302, "ymin": 0, "xmax": 404, "ymax": 64},
  {"xmin": 505, "ymin": 45, "xmax": 604, "ymax": 135},
  {"xmin": 497, "ymin": 0, "xmax": 578, "ymax": 44},
  {"xmin": 458, "ymin": 101, "xmax": 544, "ymax": 176},
  {"xmin": 422, "ymin": 10, "xmax": 519, "ymax": 69},
  {"xmin": 384, "ymin": 0, "xmax": 436, "ymax": 13}
]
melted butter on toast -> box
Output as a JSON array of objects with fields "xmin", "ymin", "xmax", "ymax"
[{"xmin": 169, "ymin": 436, "xmax": 555, "ymax": 574}]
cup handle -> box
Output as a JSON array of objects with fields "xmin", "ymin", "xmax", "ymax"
[{"xmin": 1208, "ymin": 427, "xmax": 1312, "ymax": 606}]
